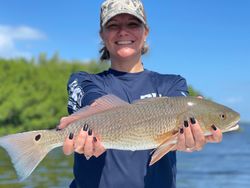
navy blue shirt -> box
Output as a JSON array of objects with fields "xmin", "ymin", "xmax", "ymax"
[{"xmin": 67, "ymin": 68, "xmax": 188, "ymax": 188}]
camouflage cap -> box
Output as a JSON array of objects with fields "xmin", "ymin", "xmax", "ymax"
[{"xmin": 100, "ymin": 0, "xmax": 147, "ymax": 27}]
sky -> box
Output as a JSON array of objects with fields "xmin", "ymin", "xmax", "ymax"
[{"xmin": 0, "ymin": 0, "xmax": 249, "ymax": 122}]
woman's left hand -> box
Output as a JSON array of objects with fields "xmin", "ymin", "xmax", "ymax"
[{"xmin": 176, "ymin": 118, "xmax": 223, "ymax": 152}]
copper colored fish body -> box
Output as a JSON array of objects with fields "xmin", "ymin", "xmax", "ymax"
[{"xmin": 0, "ymin": 95, "xmax": 240, "ymax": 181}]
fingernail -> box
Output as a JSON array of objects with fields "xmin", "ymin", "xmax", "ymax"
[
  {"xmin": 83, "ymin": 124, "xmax": 88, "ymax": 131},
  {"xmin": 69, "ymin": 133, "xmax": 74, "ymax": 140},
  {"xmin": 56, "ymin": 127, "xmax": 61, "ymax": 131},
  {"xmin": 88, "ymin": 129, "xmax": 92, "ymax": 136},
  {"xmin": 93, "ymin": 137, "xmax": 97, "ymax": 142},
  {"xmin": 190, "ymin": 117, "xmax": 196, "ymax": 124},
  {"xmin": 184, "ymin": 120, "xmax": 189, "ymax": 127},
  {"xmin": 180, "ymin": 128, "xmax": 184, "ymax": 134},
  {"xmin": 211, "ymin": 124, "xmax": 217, "ymax": 131}
]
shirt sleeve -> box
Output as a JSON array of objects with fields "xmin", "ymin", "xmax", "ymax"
[
  {"xmin": 67, "ymin": 72, "xmax": 107, "ymax": 115},
  {"xmin": 167, "ymin": 75, "xmax": 189, "ymax": 97}
]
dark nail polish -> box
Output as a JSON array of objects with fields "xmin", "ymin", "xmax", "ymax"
[
  {"xmin": 180, "ymin": 128, "xmax": 184, "ymax": 134},
  {"xmin": 69, "ymin": 133, "xmax": 74, "ymax": 140},
  {"xmin": 93, "ymin": 137, "xmax": 97, "ymax": 142},
  {"xmin": 88, "ymin": 129, "xmax": 92, "ymax": 136},
  {"xmin": 190, "ymin": 117, "xmax": 196, "ymax": 124},
  {"xmin": 56, "ymin": 127, "xmax": 61, "ymax": 131},
  {"xmin": 83, "ymin": 124, "xmax": 88, "ymax": 131},
  {"xmin": 184, "ymin": 120, "xmax": 189, "ymax": 127},
  {"xmin": 211, "ymin": 124, "xmax": 217, "ymax": 131}
]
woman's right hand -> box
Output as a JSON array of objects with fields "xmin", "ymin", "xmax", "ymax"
[{"xmin": 57, "ymin": 116, "xmax": 106, "ymax": 159}]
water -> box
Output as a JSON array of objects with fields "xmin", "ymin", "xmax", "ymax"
[
  {"xmin": 177, "ymin": 122, "xmax": 250, "ymax": 188},
  {"xmin": 0, "ymin": 123, "xmax": 249, "ymax": 188},
  {"xmin": 0, "ymin": 148, "xmax": 74, "ymax": 188}
]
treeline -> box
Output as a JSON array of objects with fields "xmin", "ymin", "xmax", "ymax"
[
  {"xmin": 0, "ymin": 54, "xmax": 109, "ymax": 135},
  {"xmin": 0, "ymin": 55, "xmax": 200, "ymax": 135}
]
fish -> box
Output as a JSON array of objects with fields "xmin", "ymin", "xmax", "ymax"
[{"xmin": 0, "ymin": 95, "xmax": 240, "ymax": 181}]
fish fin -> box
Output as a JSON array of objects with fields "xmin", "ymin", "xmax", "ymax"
[
  {"xmin": 132, "ymin": 96, "xmax": 168, "ymax": 104},
  {"xmin": 71, "ymin": 94, "xmax": 129, "ymax": 119},
  {"xmin": 149, "ymin": 133, "xmax": 178, "ymax": 166},
  {"xmin": 0, "ymin": 130, "xmax": 58, "ymax": 181},
  {"xmin": 150, "ymin": 144, "xmax": 176, "ymax": 166}
]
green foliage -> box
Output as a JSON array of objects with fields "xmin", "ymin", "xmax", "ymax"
[
  {"xmin": 188, "ymin": 85, "xmax": 202, "ymax": 97},
  {"xmin": 0, "ymin": 55, "xmax": 200, "ymax": 135},
  {"xmin": 0, "ymin": 54, "xmax": 108, "ymax": 135}
]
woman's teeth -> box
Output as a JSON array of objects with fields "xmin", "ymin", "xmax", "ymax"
[{"xmin": 116, "ymin": 41, "xmax": 133, "ymax": 45}]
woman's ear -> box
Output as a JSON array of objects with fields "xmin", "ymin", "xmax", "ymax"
[
  {"xmin": 144, "ymin": 27, "xmax": 149, "ymax": 38},
  {"xmin": 99, "ymin": 31, "xmax": 104, "ymax": 42}
]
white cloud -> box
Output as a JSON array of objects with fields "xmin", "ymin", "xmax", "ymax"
[{"xmin": 0, "ymin": 25, "xmax": 46, "ymax": 58}]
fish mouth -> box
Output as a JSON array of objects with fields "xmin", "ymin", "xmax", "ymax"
[
  {"xmin": 223, "ymin": 117, "xmax": 240, "ymax": 133},
  {"xmin": 204, "ymin": 118, "xmax": 240, "ymax": 136},
  {"xmin": 224, "ymin": 124, "xmax": 240, "ymax": 133}
]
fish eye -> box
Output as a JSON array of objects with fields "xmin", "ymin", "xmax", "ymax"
[{"xmin": 219, "ymin": 113, "xmax": 226, "ymax": 120}]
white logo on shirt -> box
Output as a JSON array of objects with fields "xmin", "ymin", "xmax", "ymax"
[
  {"xmin": 68, "ymin": 79, "xmax": 84, "ymax": 111},
  {"xmin": 140, "ymin": 93, "xmax": 162, "ymax": 99}
]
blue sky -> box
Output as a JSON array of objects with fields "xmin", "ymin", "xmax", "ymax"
[{"xmin": 0, "ymin": 0, "xmax": 249, "ymax": 122}]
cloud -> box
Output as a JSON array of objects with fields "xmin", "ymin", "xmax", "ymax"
[{"xmin": 0, "ymin": 25, "xmax": 46, "ymax": 58}]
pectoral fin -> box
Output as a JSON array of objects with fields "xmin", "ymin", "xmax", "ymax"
[{"xmin": 150, "ymin": 133, "xmax": 178, "ymax": 166}]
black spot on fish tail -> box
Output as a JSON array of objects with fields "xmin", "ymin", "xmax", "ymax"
[{"xmin": 35, "ymin": 134, "xmax": 41, "ymax": 141}]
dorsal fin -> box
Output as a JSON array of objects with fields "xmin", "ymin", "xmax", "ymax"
[
  {"xmin": 132, "ymin": 97, "xmax": 168, "ymax": 105},
  {"xmin": 72, "ymin": 94, "xmax": 129, "ymax": 119}
]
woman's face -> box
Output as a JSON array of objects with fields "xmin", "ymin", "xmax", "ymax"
[{"xmin": 100, "ymin": 14, "xmax": 149, "ymax": 61}]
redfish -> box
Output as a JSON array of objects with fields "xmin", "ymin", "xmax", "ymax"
[{"xmin": 0, "ymin": 95, "xmax": 240, "ymax": 181}]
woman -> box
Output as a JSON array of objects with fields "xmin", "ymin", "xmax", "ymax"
[{"xmin": 58, "ymin": 0, "xmax": 222, "ymax": 187}]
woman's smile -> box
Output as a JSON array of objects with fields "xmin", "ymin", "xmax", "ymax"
[
  {"xmin": 100, "ymin": 13, "xmax": 149, "ymax": 61},
  {"xmin": 115, "ymin": 40, "xmax": 135, "ymax": 45}
]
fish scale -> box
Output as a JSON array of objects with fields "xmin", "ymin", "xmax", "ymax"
[{"xmin": 0, "ymin": 95, "xmax": 240, "ymax": 181}]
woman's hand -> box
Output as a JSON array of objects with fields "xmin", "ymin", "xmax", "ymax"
[
  {"xmin": 57, "ymin": 116, "xmax": 106, "ymax": 159},
  {"xmin": 176, "ymin": 117, "xmax": 223, "ymax": 152}
]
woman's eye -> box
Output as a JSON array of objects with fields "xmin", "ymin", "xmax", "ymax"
[
  {"xmin": 105, "ymin": 22, "xmax": 142, "ymax": 30},
  {"xmin": 106, "ymin": 24, "xmax": 118, "ymax": 29},
  {"xmin": 128, "ymin": 22, "xmax": 141, "ymax": 28}
]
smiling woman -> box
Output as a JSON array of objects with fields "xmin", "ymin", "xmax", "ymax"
[
  {"xmin": 100, "ymin": 14, "xmax": 149, "ymax": 71},
  {"xmin": 56, "ymin": 0, "xmax": 224, "ymax": 188},
  {"xmin": 99, "ymin": 0, "xmax": 149, "ymax": 65}
]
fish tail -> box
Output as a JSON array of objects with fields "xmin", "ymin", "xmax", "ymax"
[{"xmin": 0, "ymin": 130, "xmax": 59, "ymax": 181}]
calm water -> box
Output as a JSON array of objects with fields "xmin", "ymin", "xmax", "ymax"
[
  {"xmin": 177, "ymin": 122, "xmax": 250, "ymax": 188},
  {"xmin": 0, "ymin": 123, "xmax": 249, "ymax": 188}
]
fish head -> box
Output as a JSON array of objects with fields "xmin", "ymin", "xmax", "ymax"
[{"xmin": 190, "ymin": 98, "xmax": 240, "ymax": 133}]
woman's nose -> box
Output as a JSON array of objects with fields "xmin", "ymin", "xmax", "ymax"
[{"xmin": 117, "ymin": 25, "xmax": 129, "ymax": 36}]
